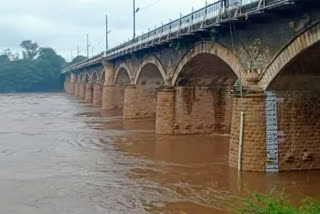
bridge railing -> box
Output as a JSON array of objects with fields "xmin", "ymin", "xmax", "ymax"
[
  {"xmin": 62, "ymin": 53, "xmax": 103, "ymax": 73},
  {"xmin": 62, "ymin": 0, "xmax": 291, "ymax": 73},
  {"xmin": 102, "ymin": 0, "xmax": 265, "ymax": 58}
]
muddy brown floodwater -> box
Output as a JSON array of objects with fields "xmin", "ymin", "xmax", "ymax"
[{"xmin": 0, "ymin": 93, "xmax": 319, "ymax": 214}]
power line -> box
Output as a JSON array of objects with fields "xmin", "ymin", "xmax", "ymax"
[{"xmin": 139, "ymin": 0, "xmax": 161, "ymax": 11}]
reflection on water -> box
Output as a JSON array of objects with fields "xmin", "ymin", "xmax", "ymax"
[{"xmin": 0, "ymin": 93, "xmax": 319, "ymax": 214}]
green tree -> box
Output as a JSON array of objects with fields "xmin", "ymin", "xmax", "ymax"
[
  {"xmin": 20, "ymin": 40, "xmax": 39, "ymax": 60},
  {"xmin": 1, "ymin": 49, "xmax": 18, "ymax": 61},
  {"xmin": 0, "ymin": 54, "xmax": 9, "ymax": 64},
  {"xmin": 0, "ymin": 40, "xmax": 67, "ymax": 92},
  {"xmin": 70, "ymin": 55, "xmax": 87, "ymax": 65}
]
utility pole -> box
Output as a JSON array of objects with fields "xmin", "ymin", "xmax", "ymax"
[
  {"xmin": 106, "ymin": 15, "xmax": 111, "ymax": 51},
  {"xmin": 86, "ymin": 33, "xmax": 90, "ymax": 58},
  {"xmin": 92, "ymin": 46, "xmax": 94, "ymax": 57},
  {"xmin": 77, "ymin": 45, "xmax": 80, "ymax": 56},
  {"xmin": 133, "ymin": 0, "xmax": 136, "ymax": 38},
  {"xmin": 70, "ymin": 50, "xmax": 73, "ymax": 61}
]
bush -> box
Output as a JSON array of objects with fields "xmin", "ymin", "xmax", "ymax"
[{"xmin": 237, "ymin": 192, "xmax": 320, "ymax": 214}]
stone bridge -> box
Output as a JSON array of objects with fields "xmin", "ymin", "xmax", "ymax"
[{"xmin": 63, "ymin": 0, "xmax": 320, "ymax": 172}]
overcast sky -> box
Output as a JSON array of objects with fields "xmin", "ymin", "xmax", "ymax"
[{"xmin": 0, "ymin": 0, "xmax": 218, "ymax": 61}]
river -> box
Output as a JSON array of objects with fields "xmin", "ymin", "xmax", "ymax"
[{"xmin": 0, "ymin": 93, "xmax": 319, "ymax": 214}]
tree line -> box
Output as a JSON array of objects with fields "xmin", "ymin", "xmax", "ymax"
[{"xmin": 0, "ymin": 40, "xmax": 87, "ymax": 93}]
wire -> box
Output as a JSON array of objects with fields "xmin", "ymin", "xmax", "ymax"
[{"xmin": 139, "ymin": 0, "xmax": 161, "ymax": 11}]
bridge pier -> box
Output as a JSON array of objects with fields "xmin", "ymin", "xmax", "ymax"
[
  {"xmin": 155, "ymin": 86, "xmax": 232, "ymax": 135},
  {"xmin": 156, "ymin": 88, "xmax": 175, "ymax": 134},
  {"xmin": 68, "ymin": 83, "xmax": 75, "ymax": 95},
  {"xmin": 272, "ymin": 91, "xmax": 320, "ymax": 171},
  {"xmin": 228, "ymin": 90, "xmax": 320, "ymax": 172},
  {"xmin": 123, "ymin": 85, "xmax": 157, "ymax": 119},
  {"xmin": 85, "ymin": 82, "xmax": 93, "ymax": 103},
  {"xmin": 79, "ymin": 83, "xmax": 86, "ymax": 100},
  {"xmin": 77, "ymin": 82, "xmax": 82, "ymax": 98},
  {"xmin": 102, "ymin": 84, "xmax": 125, "ymax": 110},
  {"xmin": 69, "ymin": 74, "xmax": 76, "ymax": 95},
  {"xmin": 93, "ymin": 83, "xmax": 102, "ymax": 106},
  {"xmin": 64, "ymin": 82, "xmax": 68, "ymax": 94},
  {"xmin": 74, "ymin": 83, "xmax": 79, "ymax": 97},
  {"xmin": 228, "ymin": 93, "xmax": 267, "ymax": 172}
]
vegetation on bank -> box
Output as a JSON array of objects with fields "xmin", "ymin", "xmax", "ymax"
[
  {"xmin": 0, "ymin": 40, "xmax": 87, "ymax": 93},
  {"xmin": 236, "ymin": 191, "xmax": 320, "ymax": 214}
]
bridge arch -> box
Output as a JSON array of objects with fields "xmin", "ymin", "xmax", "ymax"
[
  {"xmin": 78, "ymin": 74, "xmax": 84, "ymax": 83},
  {"xmin": 100, "ymin": 70, "xmax": 105, "ymax": 84},
  {"xmin": 91, "ymin": 71, "xmax": 99, "ymax": 83},
  {"xmin": 84, "ymin": 73, "xmax": 90, "ymax": 83},
  {"xmin": 253, "ymin": 22, "xmax": 320, "ymax": 172},
  {"xmin": 114, "ymin": 63, "xmax": 132, "ymax": 85},
  {"xmin": 65, "ymin": 75, "xmax": 71, "ymax": 82},
  {"xmin": 172, "ymin": 42, "xmax": 245, "ymax": 86},
  {"xmin": 260, "ymin": 22, "xmax": 320, "ymax": 90},
  {"xmin": 134, "ymin": 56, "xmax": 167, "ymax": 86}
]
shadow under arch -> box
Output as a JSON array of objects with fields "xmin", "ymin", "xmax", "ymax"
[
  {"xmin": 260, "ymin": 22, "xmax": 320, "ymax": 90},
  {"xmin": 134, "ymin": 56, "xmax": 167, "ymax": 86},
  {"xmin": 259, "ymin": 23, "xmax": 320, "ymax": 171},
  {"xmin": 172, "ymin": 41, "xmax": 246, "ymax": 87},
  {"xmin": 114, "ymin": 63, "xmax": 132, "ymax": 85},
  {"xmin": 91, "ymin": 71, "xmax": 100, "ymax": 83}
]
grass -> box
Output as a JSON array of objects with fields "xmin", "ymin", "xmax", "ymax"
[{"xmin": 236, "ymin": 191, "xmax": 320, "ymax": 214}]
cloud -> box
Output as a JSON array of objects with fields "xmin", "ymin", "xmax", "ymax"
[{"xmin": 0, "ymin": 0, "xmax": 218, "ymax": 61}]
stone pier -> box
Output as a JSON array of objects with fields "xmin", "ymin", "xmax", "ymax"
[
  {"xmin": 155, "ymin": 86, "xmax": 232, "ymax": 135},
  {"xmin": 102, "ymin": 85, "xmax": 125, "ymax": 110},
  {"xmin": 79, "ymin": 83, "xmax": 85, "ymax": 100},
  {"xmin": 85, "ymin": 83, "xmax": 93, "ymax": 103},
  {"xmin": 123, "ymin": 85, "xmax": 157, "ymax": 119},
  {"xmin": 156, "ymin": 88, "xmax": 175, "ymax": 135},
  {"xmin": 228, "ymin": 93, "xmax": 267, "ymax": 172},
  {"xmin": 74, "ymin": 83, "xmax": 79, "ymax": 97},
  {"xmin": 93, "ymin": 83, "xmax": 103, "ymax": 106}
]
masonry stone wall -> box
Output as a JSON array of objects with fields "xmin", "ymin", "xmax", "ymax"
[
  {"xmin": 175, "ymin": 87, "xmax": 231, "ymax": 135},
  {"xmin": 93, "ymin": 83, "xmax": 102, "ymax": 106},
  {"xmin": 78, "ymin": 83, "xmax": 81, "ymax": 98},
  {"xmin": 85, "ymin": 83, "xmax": 93, "ymax": 103},
  {"xmin": 123, "ymin": 85, "xmax": 157, "ymax": 119},
  {"xmin": 69, "ymin": 83, "xmax": 75, "ymax": 95},
  {"xmin": 102, "ymin": 85, "xmax": 125, "ymax": 110},
  {"xmin": 276, "ymin": 91, "xmax": 320, "ymax": 171},
  {"xmin": 156, "ymin": 89, "xmax": 175, "ymax": 134},
  {"xmin": 74, "ymin": 83, "xmax": 79, "ymax": 97},
  {"xmin": 65, "ymin": 82, "xmax": 69, "ymax": 94},
  {"xmin": 155, "ymin": 87, "xmax": 232, "ymax": 135},
  {"xmin": 64, "ymin": 82, "xmax": 68, "ymax": 93},
  {"xmin": 228, "ymin": 94, "xmax": 267, "ymax": 172},
  {"xmin": 79, "ymin": 83, "xmax": 86, "ymax": 99}
]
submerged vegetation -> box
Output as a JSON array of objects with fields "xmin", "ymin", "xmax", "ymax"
[{"xmin": 0, "ymin": 40, "xmax": 66, "ymax": 92}]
